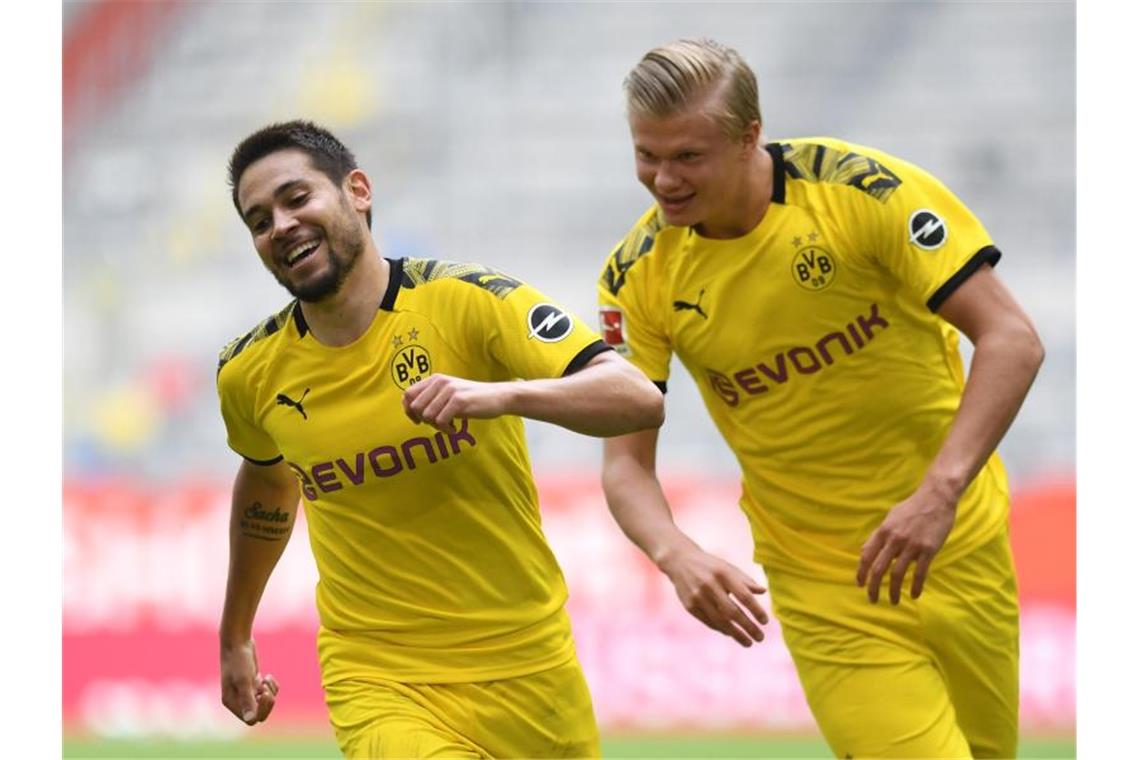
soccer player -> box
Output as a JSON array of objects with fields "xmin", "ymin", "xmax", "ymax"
[
  {"xmin": 597, "ymin": 40, "xmax": 1043, "ymax": 758},
  {"xmin": 217, "ymin": 120, "xmax": 663, "ymax": 758}
]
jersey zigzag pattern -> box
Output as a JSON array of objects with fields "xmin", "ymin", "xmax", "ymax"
[
  {"xmin": 780, "ymin": 142, "xmax": 903, "ymax": 203},
  {"xmin": 217, "ymin": 300, "xmax": 298, "ymax": 373},
  {"xmin": 600, "ymin": 210, "xmax": 666, "ymax": 296},
  {"xmin": 401, "ymin": 258, "xmax": 523, "ymax": 300}
]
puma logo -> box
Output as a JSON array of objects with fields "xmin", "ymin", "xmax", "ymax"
[
  {"xmin": 276, "ymin": 388, "xmax": 311, "ymax": 420},
  {"xmin": 673, "ymin": 288, "xmax": 709, "ymax": 319}
]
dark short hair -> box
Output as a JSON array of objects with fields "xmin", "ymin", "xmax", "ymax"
[{"xmin": 227, "ymin": 120, "xmax": 371, "ymax": 229}]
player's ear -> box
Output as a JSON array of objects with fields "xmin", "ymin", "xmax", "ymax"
[
  {"xmin": 344, "ymin": 169, "xmax": 372, "ymax": 214},
  {"xmin": 740, "ymin": 120, "xmax": 761, "ymax": 154}
]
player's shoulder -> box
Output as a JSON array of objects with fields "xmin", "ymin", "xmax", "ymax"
[
  {"xmin": 773, "ymin": 136, "xmax": 911, "ymax": 206},
  {"xmin": 217, "ymin": 300, "xmax": 300, "ymax": 378},
  {"xmin": 399, "ymin": 257, "xmax": 527, "ymax": 303},
  {"xmin": 600, "ymin": 206, "xmax": 681, "ymax": 298}
]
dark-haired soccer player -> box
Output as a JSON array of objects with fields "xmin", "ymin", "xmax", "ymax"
[
  {"xmin": 598, "ymin": 39, "xmax": 1043, "ymax": 759},
  {"xmin": 217, "ymin": 120, "xmax": 663, "ymax": 758}
]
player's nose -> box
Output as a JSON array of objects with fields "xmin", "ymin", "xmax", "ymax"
[
  {"xmin": 654, "ymin": 161, "xmax": 683, "ymax": 193},
  {"xmin": 269, "ymin": 208, "xmax": 299, "ymax": 240}
]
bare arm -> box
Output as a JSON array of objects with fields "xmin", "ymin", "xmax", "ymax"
[
  {"xmin": 403, "ymin": 350, "xmax": 665, "ymax": 436},
  {"xmin": 858, "ymin": 265, "xmax": 1045, "ymax": 604},
  {"xmin": 219, "ymin": 459, "xmax": 300, "ymax": 725},
  {"xmin": 603, "ymin": 428, "xmax": 768, "ymax": 647}
]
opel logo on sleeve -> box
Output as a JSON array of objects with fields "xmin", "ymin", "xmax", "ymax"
[
  {"xmin": 527, "ymin": 303, "xmax": 574, "ymax": 342},
  {"xmin": 908, "ymin": 209, "xmax": 948, "ymax": 250}
]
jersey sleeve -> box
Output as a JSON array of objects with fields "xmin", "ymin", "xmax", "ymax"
[
  {"xmin": 216, "ymin": 354, "xmax": 282, "ymax": 465},
  {"xmin": 596, "ymin": 216, "xmax": 673, "ymax": 386},
  {"xmin": 863, "ymin": 154, "xmax": 1001, "ymax": 312},
  {"xmin": 463, "ymin": 278, "xmax": 609, "ymax": 380}
]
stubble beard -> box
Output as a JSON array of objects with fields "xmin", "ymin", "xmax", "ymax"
[{"xmin": 274, "ymin": 206, "xmax": 367, "ymax": 303}]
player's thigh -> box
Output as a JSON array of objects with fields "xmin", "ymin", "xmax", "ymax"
[
  {"xmin": 925, "ymin": 529, "xmax": 1020, "ymax": 759},
  {"xmin": 324, "ymin": 677, "xmax": 485, "ymax": 759},
  {"xmin": 469, "ymin": 657, "xmax": 601, "ymax": 759},
  {"xmin": 345, "ymin": 718, "xmax": 483, "ymax": 759},
  {"xmin": 769, "ymin": 570, "xmax": 971, "ymax": 759},
  {"xmin": 793, "ymin": 652, "xmax": 971, "ymax": 759}
]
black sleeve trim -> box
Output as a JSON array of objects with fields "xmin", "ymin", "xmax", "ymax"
[
  {"xmin": 926, "ymin": 245, "xmax": 1002, "ymax": 312},
  {"xmin": 764, "ymin": 143, "xmax": 786, "ymax": 204},
  {"xmin": 380, "ymin": 257, "xmax": 405, "ymax": 311},
  {"xmin": 242, "ymin": 453, "xmax": 284, "ymax": 466},
  {"xmin": 653, "ymin": 380, "xmax": 668, "ymax": 394},
  {"xmin": 562, "ymin": 340, "xmax": 613, "ymax": 376}
]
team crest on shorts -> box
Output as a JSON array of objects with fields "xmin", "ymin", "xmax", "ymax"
[
  {"xmin": 391, "ymin": 340, "xmax": 432, "ymax": 390},
  {"xmin": 791, "ymin": 246, "xmax": 837, "ymax": 291}
]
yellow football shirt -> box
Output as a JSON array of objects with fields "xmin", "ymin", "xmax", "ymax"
[
  {"xmin": 218, "ymin": 258, "xmax": 609, "ymax": 684},
  {"xmin": 598, "ymin": 137, "xmax": 1010, "ymax": 582}
]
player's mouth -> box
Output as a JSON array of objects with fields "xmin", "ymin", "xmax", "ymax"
[
  {"xmin": 659, "ymin": 193, "xmax": 695, "ymax": 214},
  {"xmin": 283, "ymin": 238, "xmax": 322, "ymax": 269}
]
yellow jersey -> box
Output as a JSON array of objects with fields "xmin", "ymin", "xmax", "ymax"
[
  {"xmin": 598, "ymin": 138, "xmax": 1010, "ymax": 582},
  {"xmin": 218, "ymin": 257, "xmax": 609, "ymax": 684}
]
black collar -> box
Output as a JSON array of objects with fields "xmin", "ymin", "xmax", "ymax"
[
  {"xmin": 380, "ymin": 257, "xmax": 404, "ymax": 311},
  {"xmin": 764, "ymin": 142, "xmax": 786, "ymax": 205},
  {"xmin": 291, "ymin": 300, "xmax": 308, "ymax": 337},
  {"xmin": 290, "ymin": 256, "xmax": 407, "ymax": 336}
]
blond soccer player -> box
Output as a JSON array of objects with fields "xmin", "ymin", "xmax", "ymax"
[
  {"xmin": 598, "ymin": 39, "xmax": 1043, "ymax": 759},
  {"xmin": 216, "ymin": 120, "xmax": 663, "ymax": 758}
]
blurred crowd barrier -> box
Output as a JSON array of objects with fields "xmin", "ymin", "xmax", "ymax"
[{"xmin": 64, "ymin": 471, "xmax": 1074, "ymax": 739}]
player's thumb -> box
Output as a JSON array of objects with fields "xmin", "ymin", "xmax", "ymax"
[{"xmin": 239, "ymin": 681, "xmax": 258, "ymax": 722}]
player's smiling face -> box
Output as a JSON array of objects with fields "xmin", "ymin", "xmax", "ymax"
[
  {"xmin": 629, "ymin": 93, "xmax": 757, "ymax": 237},
  {"xmin": 237, "ymin": 148, "xmax": 370, "ymax": 302}
]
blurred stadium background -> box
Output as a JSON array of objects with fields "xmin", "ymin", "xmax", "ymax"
[{"xmin": 62, "ymin": 1, "xmax": 1074, "ymax": 757}]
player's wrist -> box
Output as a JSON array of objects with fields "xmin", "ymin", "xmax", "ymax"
[
  {"xmin": 918, "ymin": 470, "xmax": 966, "ymax": 511},
  {"xmin": 503, "ymin": 378, "xmax": 578, "ymax": 425},
  {"xmin": 651, "ymin": 533, "xmax": 699, "ymax": 574},
  {"xmin": 497, "ymin": 379, "xmax": 525, "ymax": 418},
  {"xmin": 219, "ymin": 619, "xmax": 255, "ymax": 650}
]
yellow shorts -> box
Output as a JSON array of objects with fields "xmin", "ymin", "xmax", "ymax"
[
  {"xmin": 768, "ymin": 527, "xmax": 1019, "ymax": 759},
  {"xmin": 324, "ymin": 656, "xmax": 600, "ymax": 758}
]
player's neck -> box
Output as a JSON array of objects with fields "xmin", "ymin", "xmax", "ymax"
[
  {"xmin": 299, "ymin": 250, "xmax": 389, "ymax": 347},
  {"xmin": 693, "ymin": 147, "xmax": 773, "ymax": 240}
]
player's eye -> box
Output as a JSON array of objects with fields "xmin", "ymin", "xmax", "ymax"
[
  {"xmin": 250, "ymin": 217, "xmax": 270, "ymax": 234},
  {"xmin": 678, "ymin": 151, "xmax": 699, "ymax": 161},
  {"xmin": 288, "ymin": 193, "xmax": 309, "ymax": 207}
]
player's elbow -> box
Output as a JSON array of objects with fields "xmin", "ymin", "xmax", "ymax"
[
  {"xmin": 1014, "ymin": 319, "xmax": 1046, "ymax": 375},
  {"xmin": 1028, "ymin": 328, "xmax": 1046, "ymax": 372},
  {"xmin": 644, "ymin": 387, "xmax": 666, "ymax": 429},
  {"xmin": 592, "ymin": 355, "xmax": 665, "ymax": 433},
  {"xmin": 625, "ymin": 378, "xmax": 665, "ymax": 432}
]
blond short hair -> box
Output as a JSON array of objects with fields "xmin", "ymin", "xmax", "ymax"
[{"xmin": 624, "ymin": 38, "xmax": 761, "ymax": 140}]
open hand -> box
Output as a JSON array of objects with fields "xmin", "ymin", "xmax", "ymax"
[
  {"xmin": 856, "ymin": 489, "xmax": 957, "ymax": 604},
  {"xmin": 659, "ymin": 543, "xmax": 769, "ymax": 647}
]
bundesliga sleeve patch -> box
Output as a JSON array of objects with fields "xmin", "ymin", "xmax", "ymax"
[
  {"xmin": 526, "ymin": 303, "xmax": 574, "ymax": 342},
  {"xmin": 599, "ymin": 306, "xmax": 631, "ymax": 356}
]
